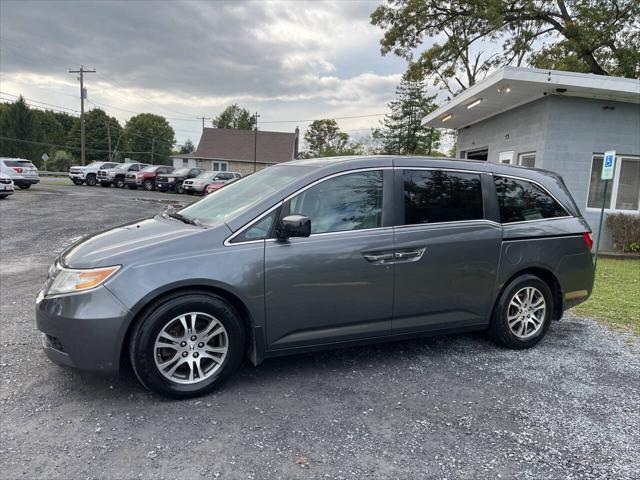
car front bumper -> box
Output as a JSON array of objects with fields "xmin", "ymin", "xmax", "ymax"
[
  {"xmin": 183, "ymin": 183, "xmax": 205, "ymax": 193},
  {"xmin": 35, "ymin": 286, "xmax": 131, "ymax": 374},
  {"xmin": 156, "ymin": 181, "xmax": 176, "ymax": 191},
  {"xmin": 68, "ymin": 173, "xmax": 84, "ymax": 180}
]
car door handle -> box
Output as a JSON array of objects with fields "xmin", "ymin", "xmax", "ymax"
[
  {"xmin": 394, "ymin": 248, "xmax": 426, "ymax": 262},
  {"xmin": 362, "ymin": 252, "xmax": 395, "ymax": 263}
]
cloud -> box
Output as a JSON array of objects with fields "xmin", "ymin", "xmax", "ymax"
[{"xmin": 0, "ymin": 0, "xmax": 407, "ymax": 142}]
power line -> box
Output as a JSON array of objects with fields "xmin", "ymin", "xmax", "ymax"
[
  {"xmin": 0, "ymin": 135, "xmax": 156, "ymax": 155},
  {"xmin": 0, "ymin": 92, "xmax": 80, "ymax": 114}
]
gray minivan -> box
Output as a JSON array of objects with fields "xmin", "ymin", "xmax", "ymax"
[{"xmin": 36, "ymin": 157, "xmax": 595, "ymax": 398}]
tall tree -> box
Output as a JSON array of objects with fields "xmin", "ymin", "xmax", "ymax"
[
  {"xmin": 124, "ymin": 113, "xmax": 175, "ymax": 164},
  {"xmin": 68, "ymin": 108, "xmax": 123, "ymax": 163},
  {"xmin": 213, "ymin": 104, "xmax": 256, "ymax": 130},
  {"xmin": 377, "ymin": 74, "xmax": 442, "ymax": 155},
  {"xmin": 304, "ymin": 119, "xmax": 362, "ymax": 157},
  {"xmin": 371, "ymin": 1, "xmax": 640, "ymax": 95},
  {"xmin": 0, "ymin": 96, "xmax": 37, "ymax": 160}
]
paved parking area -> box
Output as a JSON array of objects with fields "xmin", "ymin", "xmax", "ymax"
[{"xmin": 1, "ymin": 181, "xmax": 639, "ymax": 479}]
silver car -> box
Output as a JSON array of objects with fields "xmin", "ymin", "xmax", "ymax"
[
  {"xmin": 36, "ymin": 156, "xmax": 595, "ymax": 399},
  {"xmin": 182, "ymin": 171, "xmax": 241, "ymax": 194},
  {"xmin": 0, "ymin": 158, "xmax": 40, "ymax": 189}
]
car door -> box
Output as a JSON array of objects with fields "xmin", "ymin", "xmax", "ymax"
[
  {"xmin": 264, "ymin": 169, "xmax": 395, "ymax": 350},
  {"xmin": 392, "ymin": 167, "xmax": 502, "ymax": 334}
]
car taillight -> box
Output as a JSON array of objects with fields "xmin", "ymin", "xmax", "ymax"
[
  {"xmin": 582, "ymin": 232, "xmax": 593, "ymax": 251},
  {"xmin": 12, "ymin": 167, "xmax": 23, "ymax": 174}
]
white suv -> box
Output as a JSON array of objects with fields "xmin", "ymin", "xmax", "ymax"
[
  {"xmin": 0, "ymin": 173, "xmax": 15, "ymax": 198},
  {"xmin": 69, "ymin": 161, "xmax": 120, "ymax": 186},
  {"xmin": 0, "ymin": 158, "xmax": 40, "ymax": 189}
]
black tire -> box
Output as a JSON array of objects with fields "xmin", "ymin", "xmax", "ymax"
[
  {"xmin": 18, "ymin": 184, "xmax": 31, "ymax": 189},
  {"xmin": 127, "ymin": 184, "xmax": 137, "ymax": 190},
  {"xmin": 72, "ymin": 178, "xmax": 84, "ymax": 185},
  {"xmin": 129, "ymin": 292, "xmax": 246, "ymax": 399},
  {"xmin": 489, "ymin": 274, "xmax": 553, "ymax": 349},
  {"xmin": 100, "ymin": 182, "xmax": 110, "ymax": 187},
  {"xmin": 144, "ymin": 179, "xmax": 154, "ymax": 191},
  {"xmin": 85, "ymin": 174, "xmax": 97, "ymax": 186},
  {"xmin": 175, "ymin": 183, "xmax": 185, "ymax": 195},
  {"xmin": 115, "ymin": 177, "xmax": 125, "ymax": 189}
]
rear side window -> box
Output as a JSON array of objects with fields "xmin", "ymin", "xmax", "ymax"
[
  {"xmin": 403, "ymin": 170, "xmax": 483, "ymax": 225},
  {"xmin": 494, "ymin": 176, "xmax": 568, "ymax": 223}
]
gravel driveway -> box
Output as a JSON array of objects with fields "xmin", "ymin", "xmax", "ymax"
[{"xmin": 1, "ymin": 181, "xmax": 639, "ymax": 479}]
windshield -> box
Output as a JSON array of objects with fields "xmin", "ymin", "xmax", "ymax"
[
  {"xmin": 173, "ymin": 168, "xmax": 190, "ymax": 175},
  {"xmin": 114, "ymin": 163, "xmax": 130, "ymax": 170},
  {"xmin": 86, "ymin": 161, "xmax": 102, "ymax": 168},
  {"xmin": 141, "ymin": 165, "xmax": 159, "ymax": 172},
  {"xmin": 180, "ymin": 166, "xmax": 307, "ymax": 225}
]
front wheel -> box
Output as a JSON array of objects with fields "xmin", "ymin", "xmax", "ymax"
[
  {"xmin": 129, "ymin": 293, "xmax": 246, "ymax": 399},
  {"xmin": 489, "ymin": 274, "xmax": 553, "ymax": 349},
  {"xmin": 175, "ymin": 183, "xmax": 185, "ymax": 195}
]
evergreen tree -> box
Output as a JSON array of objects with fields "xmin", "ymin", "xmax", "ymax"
[
  {"xmin": 0, "ymin": 96, "xmax": 37, "ymax": 160},
  {"xmin": 378, "ymin": 75, "xmax": 441, "ymax": 155}
]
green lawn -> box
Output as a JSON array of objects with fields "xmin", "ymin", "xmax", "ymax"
[{"xmin": 571, "ymin": 257, "xmax": 640, "ymax": 335}]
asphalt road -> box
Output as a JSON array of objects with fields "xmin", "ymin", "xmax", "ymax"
[{"xmin": 1, "ymin": 180, "xmax": 639, "ymax": 479}]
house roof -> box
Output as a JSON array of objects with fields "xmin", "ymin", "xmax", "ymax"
[
  {"xmin": 424, "ymin": 66, "xmax": 640, "ymax": 130},
  {"xmin": 189, "ymin": 128, "xmax": 297, "ymax": 164}
]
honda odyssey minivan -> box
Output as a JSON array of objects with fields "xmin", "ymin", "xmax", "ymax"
[{"xmin": 36, "ymin": 156, "xmax": 595, "ymax": 398}]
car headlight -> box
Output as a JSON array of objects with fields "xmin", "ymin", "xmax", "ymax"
[{"xmin": 48, "ymin": 265, "xmax": 120, "ymax": 296}]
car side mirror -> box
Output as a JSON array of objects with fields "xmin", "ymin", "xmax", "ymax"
[{"xmin": 277, "ymin": 215, "xmax": 311, "ymax": 239}]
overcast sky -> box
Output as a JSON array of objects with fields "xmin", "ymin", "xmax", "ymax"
[{"xmin": 0, "ymin": 0, "xmax": 417, "ymax": 147}]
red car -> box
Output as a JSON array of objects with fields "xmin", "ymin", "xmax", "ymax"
[
  {"xmin": 204, "ymin": 172, "xmax": 242, "ymax": 194},
  {"xmin": 204, "ymin": 180, "xmax": 227, "ymax": 195},
  {"xmin": 125, "ymin": 165, "xmax": 174, "ymax": 191}
]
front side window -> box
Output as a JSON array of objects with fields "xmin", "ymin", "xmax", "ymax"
[
  {"xmin": 232, "ymin": 210, "xmax": 279, "ymax": 243},
  {"xmin": 289, "ymin": 171, "xmax": 383, "ymax": 234},
  {"xmin": 495, "ymin": 176, "xmax": 567, "ymax": 223},
  {"xmin": 403, "ymin": 170, "xmax": 483, "ymax": 225}
]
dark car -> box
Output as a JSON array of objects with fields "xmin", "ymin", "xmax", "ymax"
[
  {"xmin": 36, "ymin": 156, "xmax": 595, "ymax": 399},
  {"xmin": 156, "ymin": 167, "xmax": 205, "ymax": 194},
  {"xmin": 125, "ymin": 165, "xmax": 174, "ymax": 190}
]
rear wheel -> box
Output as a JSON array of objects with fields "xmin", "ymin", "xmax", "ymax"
[
  {"xmin": 85, "ymin": 174, "xmax": 97, "ymax": 186},
  {"xmin": 129, "ymin": 293, "xmax": 245, "ymax": 398},
  {"xmin": 489, "ymin": 274, "xmax": 552, "ymax": 349},
  {"xmin": 144, "ymin": 179, "xmax": 154, "ymax": 191}
]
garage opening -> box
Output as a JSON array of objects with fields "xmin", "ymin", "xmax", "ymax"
[{"xmin": 466, "ymin": 149, "xmax": 488, "ymax": 161}]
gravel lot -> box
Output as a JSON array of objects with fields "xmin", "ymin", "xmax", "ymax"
[{"xmin": 1, "ymin": 180, "xmax": 639, "ymax": 479}]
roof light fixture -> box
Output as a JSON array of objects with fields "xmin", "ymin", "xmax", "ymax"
[
  {"xmin": 441, "ymin": 114, "xmax": 453, "ymax": 123},
  {"xmin": 497, "ymin": 85, "xmax": 511, "ymax": 93},
  {"xmin": 466, "ymin": 98, "xmax": 482, "ymax": 110}
]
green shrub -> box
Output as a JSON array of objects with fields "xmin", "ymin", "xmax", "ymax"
[{"xmin": 605, "ymin": 213, "xmax": 640, "ymax": 253}]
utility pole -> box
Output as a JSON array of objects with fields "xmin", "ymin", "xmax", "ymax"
[
  {"xmin": 253, "ymin": 111, "xmax": 260, "ymax": 173},
  {"xmin": 151, "ymin": 138, "xmax": 155, "ymax": 164},
  {"xmin": 198, "ymin": 116, "xmax": 211, "ymax": 132},
  {"xmin": 68, "ymin": 66, "xmax": 96, "ymax": 166},
  {"xmin": 105, "ymin": 119, "xmax": 112, "ymax": 162}
]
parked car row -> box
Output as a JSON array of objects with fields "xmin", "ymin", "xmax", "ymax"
[
  {"xmin": 69, "ymin": 161, "xmax": 242, "ymax": 194},
  {"xmin": 0, "ymin": 158, "xmax": 40, "ymax": 192}
]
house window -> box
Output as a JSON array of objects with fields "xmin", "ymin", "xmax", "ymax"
[
  {"xmin": 212, "ymin": 162, "xmax": 228, "ymax": 172},
  {"xmin": 499, "ymin": 151, "xmax": 514, "ymax": 164},
  {"xmin": 519, "ymin": 152, "xmax": 536, "ymax": 168},
  {"xmin": 466, "ymin": 148, "xmax": 488, "ymax": 161},
  {"xmin": 182, "ymin": 158, "xmax": 188, "ymax": 166},
  {"xmin": 587, "ymin": 155, "xmax": 640, "ymax": 212}
]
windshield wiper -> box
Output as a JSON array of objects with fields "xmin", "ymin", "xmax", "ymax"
[{"xmin": 165, "ymin": 211, "xmax": 202, "ymax": 226}]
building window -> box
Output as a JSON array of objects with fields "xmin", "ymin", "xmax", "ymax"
[
  {"xmin": 403, "ymin": 170, "xmax": 483, "ymax": 224},
  {"xmin": 212, "ymin": 162, "xmax": 228, "ymax": 172},
  {"xmin": 499, "ymin": 151, "xmax": 514, "ymax": 164},
  {"xmin": 519, "ymin": 152, "xmax": 536, "ymax": 168},
  {"xmin": 587, "ymin": 155, "xmax": 640, "ymax": 212},
  {"xmin": 182, "ymin": 158, "xmax": 188, "ymax": 166},
  {"xmin": 466, "ymin": 148, "xmax": 488, "ymax": 161}
]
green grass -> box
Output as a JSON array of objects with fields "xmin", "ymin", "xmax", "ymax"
[{"xmin": 571, "ymin": 258, "xmax": 640, "ymax": 334}]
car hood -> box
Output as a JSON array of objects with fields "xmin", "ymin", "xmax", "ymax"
[{"xmin": 60, "ymin": 216, "xmax": 230, "ymax": 269}]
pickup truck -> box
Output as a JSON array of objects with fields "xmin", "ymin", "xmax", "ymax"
[
  {"xmin": 155, "ymin": 167, "xmax": 205, "ymax": 194},
  {"xmin": 69, "ymin": 161, "xmax": 119, "ymax": 186},
  {"xmin": 97, "ymin": 162, "xmax": 149, "ymax": 188},
  {"xmin": 125, "ymin": 165, "xmax": 174, "ymax": 190}
]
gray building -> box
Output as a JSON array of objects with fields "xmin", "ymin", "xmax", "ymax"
[{"xmin": 425, "ymin": 66, "xmax": 640, "ymax": 247}]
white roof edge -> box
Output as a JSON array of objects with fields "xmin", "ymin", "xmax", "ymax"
[{"xmin": 424, "ymin": 66, "xmax": 640, "ymax": 127}]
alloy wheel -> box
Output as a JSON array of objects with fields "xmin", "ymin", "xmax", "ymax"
[
  {"xmin": 507, "ymin": 286, "xmax": 546, "ymax": 339},
  {"xmin": 154, "ymin": 312, "xmax": 228, "ymax": 384}
]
